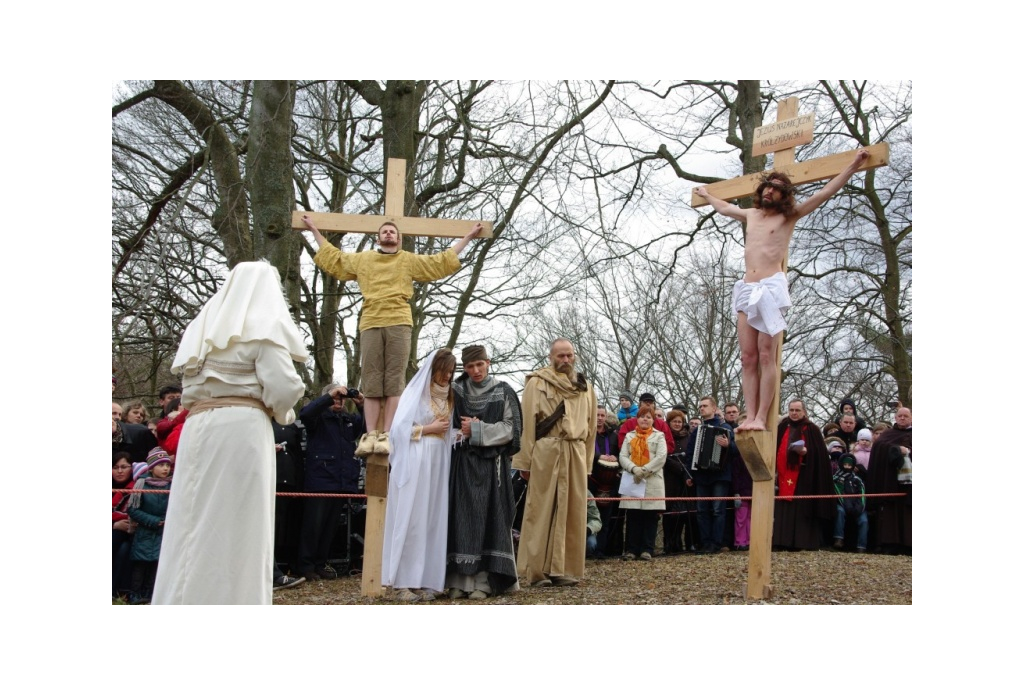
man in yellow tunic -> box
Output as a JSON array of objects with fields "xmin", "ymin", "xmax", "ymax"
[
  {"xmin": 512, "ymin": 338, "xmax": 597, "ymax": 587},
  {"xmin": 300, "ymin": 215, "xmax": 482, "ymax": 456}
]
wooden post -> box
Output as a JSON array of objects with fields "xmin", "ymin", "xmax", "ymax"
[
  {"xmin": 296, "ymin": 158, "xmax": 492, "ymax": 597},
  {"xmin": 691, "ymin": 99, "xmax": 888, "ymax": 599},
  {"xmin": 360, "ymin": 454, "xmax": 389, "ymax": 597}
]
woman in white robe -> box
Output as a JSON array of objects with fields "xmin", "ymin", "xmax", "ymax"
[
  {"xmin": 381, "ymin": 349, "xmax": 457, "ymax": 601},
  {"xmin": 152, "ymin": 261, "xmax": 307, "ymax": 605}
]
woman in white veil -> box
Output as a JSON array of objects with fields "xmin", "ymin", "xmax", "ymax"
[{"xmin": 382, "ymin": 348, "xmax": 458, "ymax": 601}]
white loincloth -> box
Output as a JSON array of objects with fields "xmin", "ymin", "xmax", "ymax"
[{"xmin": 732, "ymin": 272, "xmax": 792, "ymax": 336}]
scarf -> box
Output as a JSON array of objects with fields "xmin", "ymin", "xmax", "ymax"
[
  {"xmin": 429, "ymin": 381, "xmax": 451, "ymax": 419},
  {"xmin": 128, "ymin": 476, "xmax": 171, "ymax": 510},
  {"xmin": 530, "ymin": 365, "xmax": 588, "ymax": 397},
  {"xmin": 629, "ymin": 425, "xmax": 653, "ymax": 467}
]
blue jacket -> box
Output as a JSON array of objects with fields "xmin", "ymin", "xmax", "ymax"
[
  {"xmin": 299, "ymin": 395, "xmax": 365, "ymax": 493},
  {"xmin": 129, "ymin": 479, "xmax": 169, "ymax": 562}
]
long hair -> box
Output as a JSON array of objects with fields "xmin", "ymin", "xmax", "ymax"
[
  {"xmin": 430, "ymin": 348, "xmax": 457, "ymax": 407},
  {"xmin": 753, "ymin": 171, "xmax": 797, "ymax": 217}
]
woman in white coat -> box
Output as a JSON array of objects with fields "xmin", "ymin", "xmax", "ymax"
[{"xmin": 618, "ymin": 405, "xmax": 667, "ymax": 561}]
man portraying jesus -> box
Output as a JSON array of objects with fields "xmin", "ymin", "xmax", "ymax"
[{"xmin": 694, "ymin": 148, "xmax": 869, "ymax": 431}]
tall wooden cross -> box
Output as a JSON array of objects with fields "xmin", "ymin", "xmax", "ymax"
[
  {"xmin": 292, "ymin": 157, "xmax": 492, "ymax": 597},
  {"xmin": 691, "ymin": 98, "xmax": 888, "ymax": 599}
]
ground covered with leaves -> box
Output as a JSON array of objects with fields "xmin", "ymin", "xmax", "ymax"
[{"xmin": 273, "ymin": 549, "xmax": 911, "ymax": 605}]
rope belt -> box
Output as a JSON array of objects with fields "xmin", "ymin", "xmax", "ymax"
[{"xmin": 189, "ymin": 396, "xmax": 272, "ymax": 417}]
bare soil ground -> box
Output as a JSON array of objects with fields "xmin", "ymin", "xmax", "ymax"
[{"xmin": 272, "ymin": 549, "xmax": 911, "ymax": 605}]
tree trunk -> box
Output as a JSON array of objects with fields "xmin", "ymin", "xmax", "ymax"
[
  {"xmin": 247, "ymin": 80, "xmax": 301, "ymax": 312},
  {"xmin": 152, "ymin": 80, "xmax": 252, "ymax": 267},
  {"xmin": 735, "ymin": 80, "xmax": 765, "ymax": 205}
]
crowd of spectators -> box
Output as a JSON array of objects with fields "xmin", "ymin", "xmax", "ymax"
[
  {"xmin": 112, "ymin": 380, "xmax": 366, "ymax": 602},
  {"xmin": 587, "ymin": 392, "xmax": 912, "ymax": 560},
  {"xmin": 114, "ymin": 372, "xmax": 911, "ymax": 601}
]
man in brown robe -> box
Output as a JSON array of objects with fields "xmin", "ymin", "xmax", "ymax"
[
  {"xmin": 865, "ymin": 406, "xmax": 912, "ymax": 553},
  {"xmin": 512, "ymin": 338, "xmax": 598, "ymax": 587}
]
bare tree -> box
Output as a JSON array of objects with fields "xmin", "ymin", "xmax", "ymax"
[{"xmin": 112, "ymin": 80, "xmax": 910, "ymax": 425}]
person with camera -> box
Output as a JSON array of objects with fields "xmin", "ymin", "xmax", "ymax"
[{"xmin": 295, "ymin": 383, "xmax": 366, "ymax": 581}]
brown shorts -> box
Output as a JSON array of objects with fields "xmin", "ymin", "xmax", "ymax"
[{"xmin": 360, "ymin": 325, "xmax": 412, "ymax": 398}]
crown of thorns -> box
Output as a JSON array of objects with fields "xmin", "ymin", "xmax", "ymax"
[{"xmin": 757, "ymin": 171, "xmax": 794, "ymax": 193}]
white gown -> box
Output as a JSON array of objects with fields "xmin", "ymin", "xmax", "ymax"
[
  {"xmin": 381, "ymin": 351, "xmax": 456, "ymax": 592},
  {"xmin": 152, "ymin": 262, "xmax": 307, "ymax": 605}
]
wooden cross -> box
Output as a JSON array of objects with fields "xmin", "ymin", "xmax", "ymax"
[
  {"xmin": 291, "ymin": 158, "xmax": 493, "ymax": 238},
  {"xmin": 691, "ymin": 98, "xmax": 888, "ymax": 599},
  {"xmin": 292, "ymin": 157, "xmax": 492, "ymax": 598}
]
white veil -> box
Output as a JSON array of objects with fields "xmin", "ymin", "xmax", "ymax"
[
  {"xmin": 389, "ymin": 350, "xmax": 456, "ymax": 488},
  {"xmin": 171, "ymin": 261, "xmax": 308, "ymax": 376}
]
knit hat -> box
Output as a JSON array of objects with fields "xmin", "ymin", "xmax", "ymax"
[
  {"xmin": 857, "ymin": 428, "xmax": 873, "ymax": 441},
  {"xmin": 132, "ymin": 462, "xmax": 150, "ymax": 480},
  {"xmin": 619, "ymin": 392, "xmax": 632, "ymax": 402},
  {"xmin": 461, "ymin": 345, "xmax": 488, "ymax": 364},
  {"xmin": 826, "ymin": 437, "xmax": 846, "ymax": 451},
  {"xmin": 147, "ymin": 447, "xmax": 171, "ymax": 469},
  {"xmin": 839, "ymin": 453, "xmax": 857, "ymax": 468},
  {"xmin": 639, "ymin": 392, "xmax": 656, "ymax": 404}
]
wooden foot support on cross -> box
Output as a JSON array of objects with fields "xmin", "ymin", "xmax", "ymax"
[{"xmin": 735, "ymin": 431, "xmax": 775, "ymax": 482}]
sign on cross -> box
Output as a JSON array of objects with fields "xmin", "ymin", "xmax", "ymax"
[
  {"xmin": 691, "ymin": 100, "xmax": 888, "ymax": 209},
  {"xmin": 691, "ymin": 98, "xmax": 888, "ymax": 600},
  {"xmin": 292, "ymin": 157, "xmax": 492, "ymax": 598}
]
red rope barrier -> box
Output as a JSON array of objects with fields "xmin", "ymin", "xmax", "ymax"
[
  {"xmin": 592, "ymin": 492, "xmax": 905, "ymax": 503},
  {"xmin": 113, "ymin": 490, "xmax": 902, "ymax": 502},
  {"xmin": 112, "ymin": 489, "xmax": 368, "ymax": 498}
]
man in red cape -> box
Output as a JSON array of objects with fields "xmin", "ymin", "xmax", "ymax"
[{"xmin": 773, "ymin": 399, "xmax": 833, "ymax": 550}]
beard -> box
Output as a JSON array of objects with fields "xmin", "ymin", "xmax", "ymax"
[{"xmin": 555, "ymin": 360, "xmax": 575, "ymax": 377}]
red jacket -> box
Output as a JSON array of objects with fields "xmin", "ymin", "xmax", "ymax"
[
  {"xmin": 112, "ymin": 480, "xmax": 135, "ymax": 523},
  {"xmin": 156, "ymin": 409, "xmax": 189, "ymax": 455}
]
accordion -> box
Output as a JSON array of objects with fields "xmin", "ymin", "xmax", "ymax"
[{"xmin": 691, "ymin": 424, "xmax": 730, "ymax": 471}]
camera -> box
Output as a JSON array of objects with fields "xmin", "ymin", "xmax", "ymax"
[{"xmin": 343, "ymin": 387, "xmax": 360, "ymax": 398}]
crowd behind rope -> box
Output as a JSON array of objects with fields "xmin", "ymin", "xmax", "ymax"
[{"xmin": 112, "ymin": 375, "xmax": 911, "ymax": 604}]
